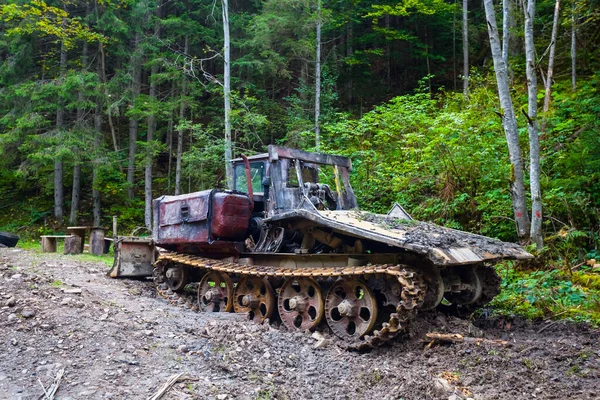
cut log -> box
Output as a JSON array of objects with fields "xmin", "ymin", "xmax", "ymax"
[
  {"xmin": 64, "ymin": 236, "xmax": 82, "ymax": 255},
  {"xmin": 425, "ymin": 332, "xmax": 509, "ymax": 346},
  {"xmin": 89, "ymin": 228, "xmax": 105, "ymax": 256},
  {"xmin": 41, "ymin": 236, "xmax": 57, "ymax": 253}
]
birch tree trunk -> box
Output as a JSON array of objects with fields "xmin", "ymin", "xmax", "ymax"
[
  {"xmin": 127, "ymin": 31, "xmax": 143, "ymax": 200},
  {"xmin": 175, "ymin": 36, "xmax": 189, "ymax": 196},
  {"xmin": 541, "ymin": 0, "xmax": 560, "ymax": 133},
  {"xmin": 222, "ymin": 0, "xmax": 234, "ymax": 189},
  {"xmin": 502, "ymin": 0, "xmax": 510, "ymax": 66},
  {"xmin": 524, "ymin": 0, "xmax": 543, "ymax": 248},
  {"xmin": 462, "ymin": 0, "xmax": 469, "ymax": 95},
  {"xmin": 314, "ymin": 0, "xmax": 322, "ymax": 151},
  {"xmin": 483, "ymin": 0, "xmax": 531, "ymax": 239},
  {"xmin": 54, "ymin": 40, "xmax": 67, "ymax": 222}
]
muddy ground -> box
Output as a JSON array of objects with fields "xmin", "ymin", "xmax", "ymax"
[{"xmin": 0, "ymin": 247, "xmax": 598, "ymax": 400}]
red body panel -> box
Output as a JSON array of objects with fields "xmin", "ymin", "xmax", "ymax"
[
  {"xmin": 210, "ymin": 192, "xmax": 252, "ymax": 240},
  {"xmin": 153, "ymin": 190, "xmax": 252, "ymax": 252}
]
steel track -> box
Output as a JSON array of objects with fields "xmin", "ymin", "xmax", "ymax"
[{"xmin": 153, "ymin": 251, "xmax": 426, "ymax": 350}]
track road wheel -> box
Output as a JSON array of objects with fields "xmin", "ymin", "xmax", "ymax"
[
  {"xmin": 198, "ymin": 272, "xmax": 233, "ymax": 312},
  {"xmin": 325, "ymin": 278, "xmax": 378, "ymax": 341},
  {"xmin": 164, "ymin": 264, "xmax": 189, "ymax": 292},
  {"xmin": 278, "ymin": 277, "xmax": 324, "ymax": 331},
  {"xmin": 233, "ymin": 277, "xmax": 275, "ymax": 323}
]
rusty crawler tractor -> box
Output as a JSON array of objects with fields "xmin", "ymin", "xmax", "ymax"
[{"xmin": 112, "ymin": 146, "xmax": 532, "ymax": 349}]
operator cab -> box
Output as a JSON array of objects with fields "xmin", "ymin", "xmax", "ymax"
[
  {"xmin": 232, "ymin": 153, "xmax": 269, "ymax": 214},
  {"xmin": 232, "ymin": 146, "xmax": 358, "ymax": 218}
]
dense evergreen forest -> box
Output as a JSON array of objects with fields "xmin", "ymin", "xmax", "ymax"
[{"xmin": 0, "ymin": 0, "xmax": 598, "ymax": 260}]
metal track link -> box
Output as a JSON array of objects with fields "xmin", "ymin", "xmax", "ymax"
[{"xmin": 154, "ymin": 251, "xmax": 426, "ymax": 350}]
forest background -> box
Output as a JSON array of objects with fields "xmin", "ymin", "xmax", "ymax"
[{"xmin": 0, "ymin": 0, "xmax": 599, "ymax": 323}]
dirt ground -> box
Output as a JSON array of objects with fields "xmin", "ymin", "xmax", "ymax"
[{"xmin": 1, "ymin": 247, "xmax": 598, "ymax": 400}]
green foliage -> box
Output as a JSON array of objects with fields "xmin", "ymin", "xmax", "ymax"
[
  {"xmin": 491, "ymin": 263, "xmax": 600, "ymax": 326},
  {"xmin": 322, "ymin": 74, "xmax": 518, "ymax": 239},
  {"xmin": 0, "ymin": 0, "xmax": 105, "ymax": 46}
]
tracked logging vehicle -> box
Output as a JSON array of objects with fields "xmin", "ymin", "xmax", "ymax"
[{"xmin": 111, "ymin": 145, "xmax": 532, "ymax": 349}]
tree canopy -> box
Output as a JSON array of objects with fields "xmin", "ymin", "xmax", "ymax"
[{"xmin": 0, "ymin": 0, "xmax": 598, "ymax": 258}]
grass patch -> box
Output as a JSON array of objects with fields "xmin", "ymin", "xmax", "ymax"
[
  {"xmin": 18, "ymin": 239, "xmax": 42, "ymax": 251},
  {"xmin": 490, "ymin": 262, "xmax": 600, "ymax": 327},
  {"xmin": 17, "ymin": 238, "xmax": 114, "ymax": 267},
  {"xmin": 51, "ymin": 279, "xmax": 63, "ymax": 287}
]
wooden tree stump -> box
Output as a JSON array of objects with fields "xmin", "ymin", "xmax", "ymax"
[
  {"xmin": 90, "ymin": 228, "xmax": 105, "ymax": 256},
  {"xmin": 64, "ymin": 236, "xmax": 82, "ymax": 255},
  {"xmin": 41, "ymin": 236, "xmax": 57, "ymax": 253}
]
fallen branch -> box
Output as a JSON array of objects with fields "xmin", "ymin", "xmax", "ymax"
[
  {"xmin": 148, "ymin": 373, "xmax": 196, "ymax": 400},
  {"xmin": 537, "ymin": 306, "xmax": 580, "ymax": 334},
  {"xmin": 537, "ymin": 319, "xmax": 564, "ymax": 334},
  {"xmin": 38, "ymin": 368, "xmax": 65, "ymax": 400},
  {"xmin": 425, "ymin": 333, "xmax": 509, "ymax": 346}
]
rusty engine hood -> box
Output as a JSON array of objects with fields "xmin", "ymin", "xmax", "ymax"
[{"xmin": 266, "ymin": 209, "xmax": 533, "ymax": 266}]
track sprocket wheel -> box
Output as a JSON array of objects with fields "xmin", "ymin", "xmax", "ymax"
[
  {"xmin": 444, "ymin": 265, "xmax": 482, "ymax": 306},
  {"xmin": 198, "ymin": 271, "xmax": 233, "ymax": 312},
  {"xmin": 325, "ymin": 278, "xmax": 378, "ymax": 341},
  {"xmin": 164, "ymin": 263, "xmax": 190, "ymax": 292},
  {"xmin": 278, "ymin": 277, "xmax": 324, "ymax": 331},
  {"xmin": 440, "ymin": 265, "xmax": 501, "ymax": 316},
  {"xmin": 233, "ymin": 276, "xmax": 276, "ymax": 323}
]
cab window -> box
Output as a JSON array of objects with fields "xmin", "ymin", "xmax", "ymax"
[{"xmin": 234, "ymin": 161, "xmax": 265, "ymax": 194}]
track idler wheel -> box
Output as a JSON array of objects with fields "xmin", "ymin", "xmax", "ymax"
[
  {"xmin": 325, "ymin": 278, "xmax": 378, "ymax": 341},
  {"xmin": 233, "ymin": 277, "xmax": 275, "ymax": 323},
  {"xmin": 164, "ymin": 264, "xmax": 190, "ymax": 292},
  {"xmin": 198, "ymin": 271, "xmax": 233, "ymax": 312},
  {"xmin": 278, "ymin": 277, "xmax": 324, "ymax": 331}
]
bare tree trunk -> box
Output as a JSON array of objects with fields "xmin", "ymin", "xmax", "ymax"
[
  {"xmin": 93, "ymin": 103, "xmax": 102, "ymax": 227},
  {"xmin": 385, "ymin": 14, "xmax": 391, "ymax": 84},
  {"xmin": 69, "ymin": 164, "xmax": 81, "ymax": 225},
  {"xmin": 127, "ymin": 32, "xmax": 143, "ymax": 200},
  {"xmin": 346, "ymin": 22, "xmax": 353, "ymax": 105},
  {"xmin": 502, "ymin": 0, "xmax": 510, "ymax": 66},
  {"xmin": 175, "ymin": 106, "xmax": 184, "ymax": 195},
  {"xmin": 175, "ymin": 37, "xmax": 188, "ymax": 196},
  {"xmin": 145, "ymin": 1, "xmax": 161, "ymax": 230},
  {"xmin": 98, "ymin": 43, "xmax": 120, "ymax": 157},
  {"xmin": 462, "ymin": 0, "xmax": 469, "ymax": 95},
  {"xmin": 54, "ymin": 40, "xmax": 67, "ymax": 222},
  {"xmin": 222, "ymin": 0, "xmax": 234, "ymax": 189},
  {"xmin": 453, "ymin": 0, "xmax": 457, "ymax": 91},
  {"xmin": 524, "ymin": 0, "xmax": 543, "ymax": 248},
  {"xmin": 70, "ymin": 40, "xmax": 88, "ymax": 226},
  {"xmin": 483, "ymin": 0, "xmax": 530, "ymax": 239},
  {"xmin": 92, "ymin": 41, "xmax": 103, "ymax": 227},
  {"xmin": 425, "ymin": 26, "xmax": 432, "ymax": 96},
  {"xmin": 145, "ymin": 69, "xmax": 157, "ymax": 228},
  {"xmin": 314, "ymin": 0, "xmax": 322, "ymax": 151},
  {"xmin": 167, "ymin": 85, "xmax": 175, "ymax": 194},
  {"xmin": 571, "ymin": 3, "xmax": 576, "ymax": 90},
  {"xmin": 541, "ymin": 0, "xmax": 560, "ymax": 133}
]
